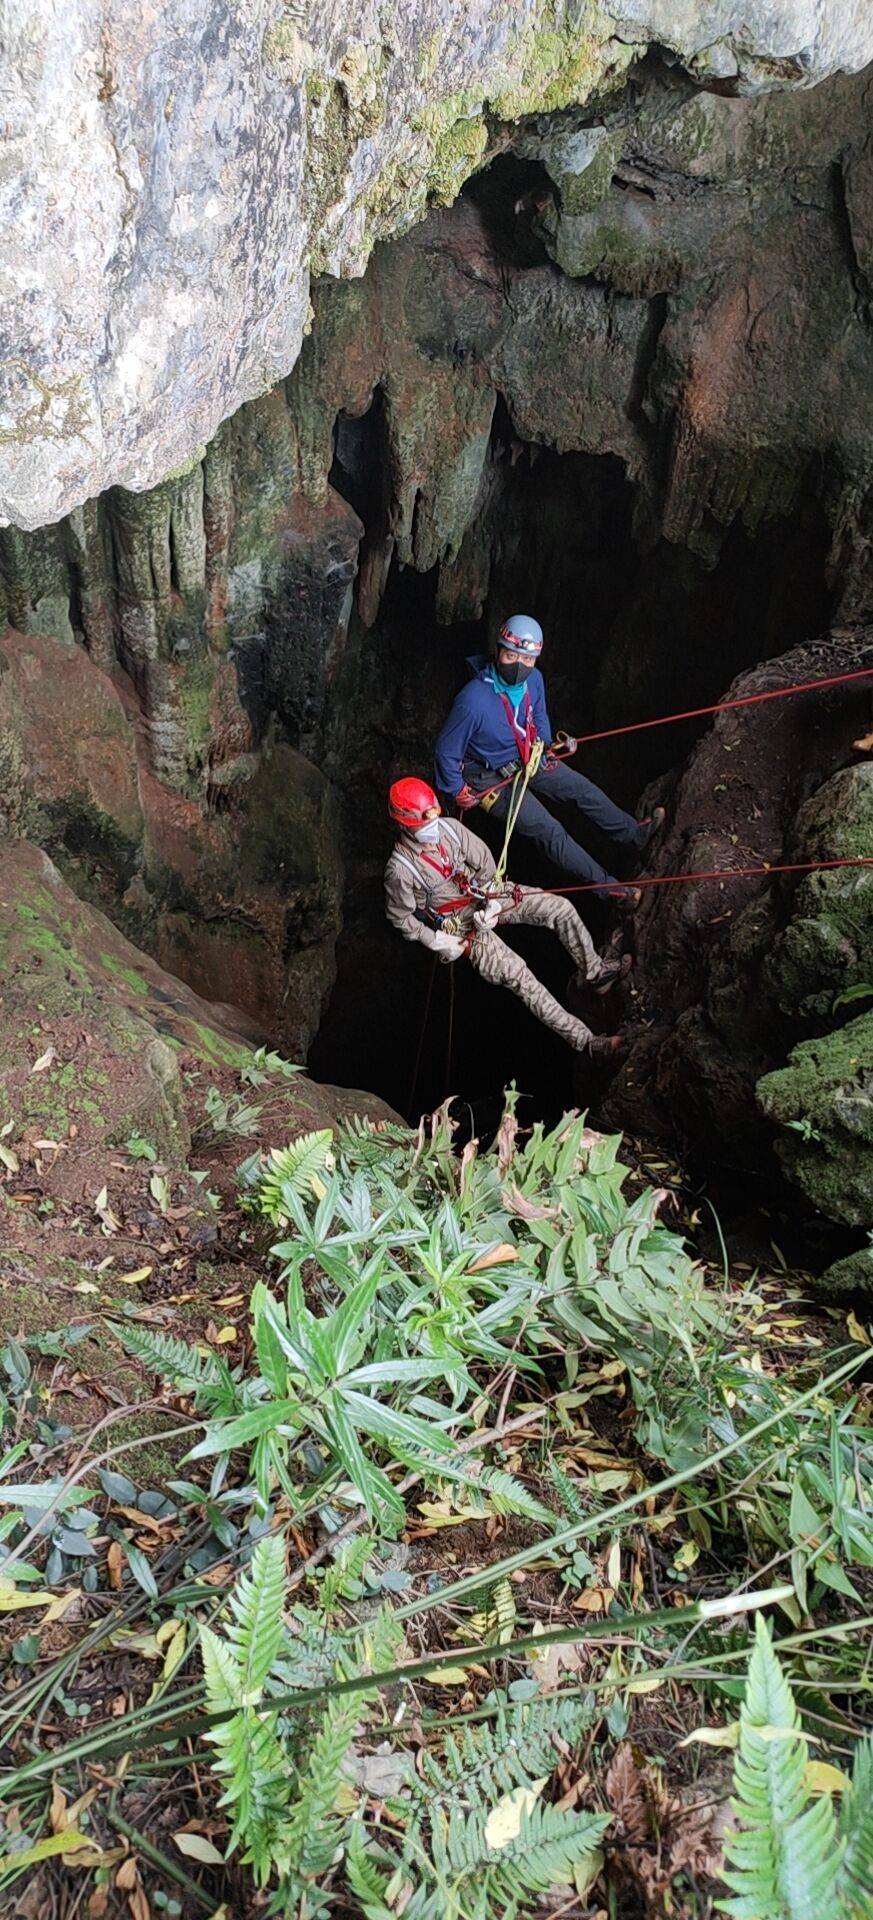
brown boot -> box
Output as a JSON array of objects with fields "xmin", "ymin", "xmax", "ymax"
[
  {"xmin": 636, "ymin": 805, "xmax": 666, "ymax": 848},
  {"xmin": 593, "ymin": 953, "xmax": 633, "ymax": 996},
  {"xmin": 611, "ymin": 885, "xmax": 642, "ymax": 914},
  {"xmin": 587, "ymin": 1032, "xmax": 629, "ymax": 1064}
]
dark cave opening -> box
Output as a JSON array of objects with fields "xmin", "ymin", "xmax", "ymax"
[{"xmin": 309, "ymin": 355, "xmax": 836, "ymax": 1135}]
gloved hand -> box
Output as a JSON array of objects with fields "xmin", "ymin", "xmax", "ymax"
[
  {"xmin": 473, "ymin": 900, "xmax": 501, "ymax": 931},
  {"xmin": 432, "ymin": 929, "xmax": 466, "ymax": 961},
  {"xmin": 454, "ymin": 784, "xmax": 479, "ymax": 812}
]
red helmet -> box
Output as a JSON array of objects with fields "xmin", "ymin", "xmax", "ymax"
[{"xmin": 388, "ymin": 776, "xmax": 440, "ymax": 827}]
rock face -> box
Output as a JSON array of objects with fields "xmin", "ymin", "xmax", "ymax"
[
  {"xmin": 0, "ymin": 625, "xmax": 343, "ymax": 1059},
  {"xmin": 3, "ymin": 2, "xmax": 873, "ymax": 530},
  {"xmin": 603, "ymin": 630, "xmax": 873, "ymax": 1238},
  {"xmin": 2, "ymin": 38, "xmax": 873, "ymax": 1204},
  {"xmin": 0, "ymin": 839, "xmax": 391, "ymax": 1209}
]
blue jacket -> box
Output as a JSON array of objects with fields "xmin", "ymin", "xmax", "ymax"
[{"xmin": 434, "ymin": 655, "xmax": 553, "ymax": 796}]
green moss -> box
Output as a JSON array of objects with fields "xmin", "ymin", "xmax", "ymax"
[
  {"xmin": 190, "ymin": 1022, "xmax": 251, "ymax": 1070},
  {"xmin": 416, "ymin": 32, "xmax": 441, "ymax": 87},
  {"xmin": 175, "ymin": 652, "xmax": 214, "ymax": 768},
  {"xmin": 488, "ymin": 15, "xmax": 627, "ymax": 122},
  {"xmin": 100, "ymin": 951, "xmax": 150, "ymax": 996},
  {"xmin": 426, "ymin": 114, "xmax": 489, "ymax": 206},
  {"xmin": 815, "ymin": 1246, "xmax": 873, "ymax": 1299},
  {"xmin": 756, "ymin": 1012, "xmax": 873, "ymax": 1225}
]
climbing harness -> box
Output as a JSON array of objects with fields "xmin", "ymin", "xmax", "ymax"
[{"xmin": 391, "ymin": 819, "xmax": 490, "ymax": 934}]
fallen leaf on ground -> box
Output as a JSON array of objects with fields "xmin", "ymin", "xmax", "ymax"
[
  {"xmin": 173, "ymin": 1832, "xmax": 225, "ymax": 1865},
  {"xmin": 484, "ymin": 1779, "xmax": 548, "ymax": 1851}
]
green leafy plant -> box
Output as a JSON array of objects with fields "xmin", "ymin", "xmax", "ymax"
[
  {"xmin": 198, "ymin": 1086, "xmax": 263, "ymax": 1141},
  {"xmin": 240, "ymin": 1045, "xmax": 303, "ymax": 1087},
  {"xmin": 832, "ymin": 981, "xmax": 873, "ymax": 1012},
  {"xmin": 720, "ymin": 1615, "xmax": 873, "ymax": 1918},
  {"xmin": 125, "ymin": 1131, "xmax": 157, "ymax": 1161}
]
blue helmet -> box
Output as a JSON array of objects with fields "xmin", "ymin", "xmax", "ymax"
[{"xmin": 499, "ymin": 613, "xmax": 544, "ymax": 658}]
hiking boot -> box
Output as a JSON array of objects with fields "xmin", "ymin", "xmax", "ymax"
[
  {"xmin": 593, "ymin": 953, "xmax": 632, "ymax": 996},
  {"xmin": 611, "ymin": 885, "xmax": 642, "ymax": 914},
  {"xmin": 636, "ymin": 805, "xmax": 666, "ymax": 849},
  {"xmin": 587, "ymin": 1031, "xmax": 629, "ymax": 1064}
]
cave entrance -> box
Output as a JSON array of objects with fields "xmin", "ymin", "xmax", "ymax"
[{"xmin": 309, "ymin": 399, "xmax": 834, "ymax": 1131}]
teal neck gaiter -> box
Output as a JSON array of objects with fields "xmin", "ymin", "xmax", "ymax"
[{"xmin": 490, "ymin": 668, "xmax": 527, "ymax": 709}]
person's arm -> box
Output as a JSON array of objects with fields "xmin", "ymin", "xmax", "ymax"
[
  {"xmin": 434, "ymin": 687, "xmax": 479, "ymax": 798},
  {"xmin": 530, "ymin": 671, "xmax": 552, "ymax": 748},
  {"xmin": 454, "ymin": 822, "xmax": 496, "ymax": 890},
  {"xmin": 384, "ymin": 859, "xmax": 464, "ymax": 956}
]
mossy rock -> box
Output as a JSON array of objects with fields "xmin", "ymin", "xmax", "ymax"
[
  {"xmin": 765, "ymin": 765, "xmax": 873, "ymax": 1016},
  {"xmin": 756, "ymin": 1011, "xmax": 873, "ymax": 1226},
  {"xmin": 815, "ymin": 1245, "xmax": 873, "ymax": 1299},
  {"xmin": 0, "ymin": 841, "xmax": 264, "ymax": 1191}
]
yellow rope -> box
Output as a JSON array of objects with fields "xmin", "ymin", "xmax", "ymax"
[{"xmin": 492, "ymin": 738, "xmax": 544, "ymax": 886}]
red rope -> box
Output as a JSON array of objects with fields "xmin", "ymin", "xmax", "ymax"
[
  {"xmin": 457, "ymin": 665, "xmax": 873, "ymax": 810},
  {"xmin": 539, "ymin": 856, "xmax": 873, "ymax": 899},
  {"xmin": 573, "ymin": 664, "xmax": 873, "ymax": 747}
]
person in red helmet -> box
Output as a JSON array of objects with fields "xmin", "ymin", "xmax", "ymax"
[
  {"xmin": 433, "ymin": 614, "xmax": 664, "ymax": 903},
  {"xmin": 385, "ymin": 777, "xmax": 629, "ymax": 1059}
]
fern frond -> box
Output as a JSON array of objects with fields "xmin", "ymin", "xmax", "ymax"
[
  {"xmin": 345, "ymin": 1818, "xmax": 394, "ymax": 1918},
  {"xmin": 432, "ymin": 1801, "xmax": 609, "ymax": 1906},
  {"xmin": 840, "ymin": 1731, "xmax": 873, "ymax": 1911},
  {"xmin": 549, "ymin": 1456, "xmax": 586, "ymax": 1526},
  {"xmin": 278, "ymin": 1695, "xmax": 361, "ymax": 1888},
  {"xmin": 200, "ymin": 1622, "xmax": 243, "ymax": 1712},
  {"xmin": 226, "ymin": 1534, "xmax": 286, "ymax": 1698},
  {"xmin": 720, "ymin": 1616, "xmax": 843, "ymax": 1920},
  {"xmin": 111, "ymin": 1320, "xmax": 228, "ymax": 1395},
  {"xmin": 470, "ymin": 1577, "xmax": 516, "ymax": 1646},
  {"xmin": 254, "ymin": 1132, "xmax": 334, "ymax": 1222},
  {"xmin": 408, "ymin": 1694, "xmax": 591, "ymax": 1822},
  {"xmin": 476, "ymin": 1466, "xmax": 555, "ymax": 1527}
]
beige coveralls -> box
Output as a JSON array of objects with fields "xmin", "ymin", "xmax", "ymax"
[{"xmin": 384, "ymin": 819, "xmax": 606, "ymax": 1052}]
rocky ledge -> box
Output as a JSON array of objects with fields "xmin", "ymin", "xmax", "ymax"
[{"xmin": 4, "ymin": 1, "xmax": 873, "ymax": 529}]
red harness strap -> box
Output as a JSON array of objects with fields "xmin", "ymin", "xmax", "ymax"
[
  {"xmin": 415, "ymin": 842, "xmax": 476, "ymax": 917},
  {"xmin": 496, "ymin": 687, "xmax": 538, "ymax": 766}
]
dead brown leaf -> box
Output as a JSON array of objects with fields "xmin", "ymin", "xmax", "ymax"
[
  {"xmin": 501, "ymin": 1183, "xmax": 559, "ymax": 1221},
  {"xmin": 605, "ymin": 1742, "xmax": 720, "ymax": 1913},
  {"xmin": 467, "ymin": 1243, "xmax": 517, "ymax": 1272},
  {"xmin": 107, "ymin": 1541, "xmax": 124, "ymax": 1592},
  {"xmin": 49, "ymin": 1780, "xmax": 67, "ymax": 1834}
]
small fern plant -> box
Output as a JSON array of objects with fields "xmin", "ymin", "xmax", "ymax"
[
  {"xmin": 720, "ymin": 1614, "xmax": 873, "ymax": 1919},
  {"xmin": 201, "ymin": 1531, "xmax": 404, "ymax": 1914}
]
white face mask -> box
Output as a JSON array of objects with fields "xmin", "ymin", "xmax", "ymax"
[{"xmin": 413, "ymin": 820, "xmax": 441, "ymax": 844}]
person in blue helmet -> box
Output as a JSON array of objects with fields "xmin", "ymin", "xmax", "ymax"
[{"xmin": 433, "ymin": 613, "xmax": 664, "ymax": 901}]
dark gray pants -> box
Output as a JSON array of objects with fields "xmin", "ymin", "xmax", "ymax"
[{"xmin": 469, "ymin": 759, "xmax": 646, "ymax": 892}]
